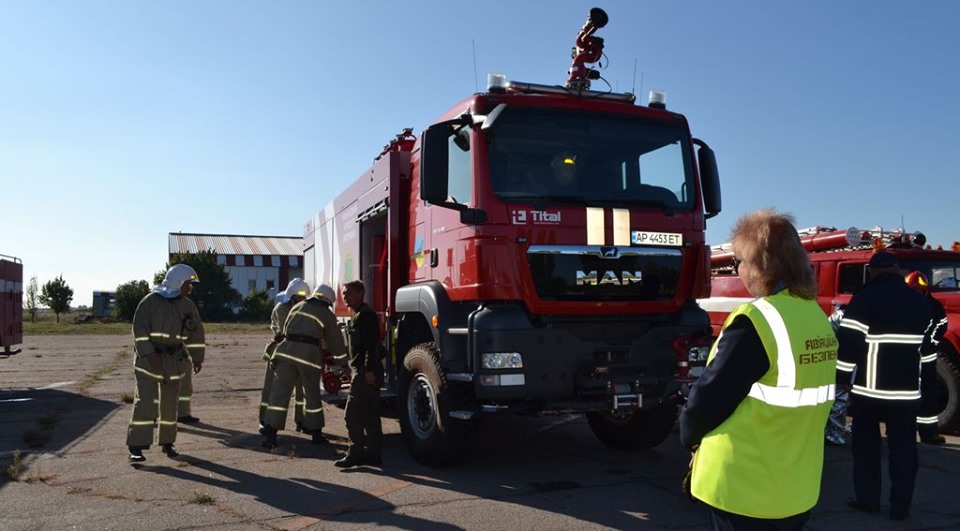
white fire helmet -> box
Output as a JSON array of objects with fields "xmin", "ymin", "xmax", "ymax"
[
  {"xmin": 310, "ymin": 283, "xmax": 336, "ymax": 304},
  {"xmin": 277, "ymin": 278, "xmax": 311, "ymax": 304},
  {"xmin": 153, "ymin": 264, "xmax": 200, "ymax": 299}
]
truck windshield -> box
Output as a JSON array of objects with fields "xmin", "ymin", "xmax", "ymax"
[
  {"xmin": 899, "ymin": 260, "xmax": 960, "ymax": 291},
  {"xmin": 486, "ymin": 107, "xmax": 694, "ymax": 210}
]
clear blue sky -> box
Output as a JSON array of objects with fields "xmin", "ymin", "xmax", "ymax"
[{"xmin": 4, "ymin": 1, "xmax": 959, "ymax": 307}]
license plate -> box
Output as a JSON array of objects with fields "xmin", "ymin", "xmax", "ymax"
[{"xmin": 631, "ymin": 231, "xmax": 683, "ymax": 246}]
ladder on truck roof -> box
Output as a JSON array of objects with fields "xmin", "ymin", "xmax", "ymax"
[{"xmin": 710, "ymin": 225, "xmax": 930, "ymax": 268}]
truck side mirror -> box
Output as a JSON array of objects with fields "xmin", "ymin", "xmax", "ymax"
[
  {"xmin": 420, "ymin": 124, "xmax": 451, "ymax": 205},
  {"xmin": 694, "ymin": 139, "xmax": 721, "ymax": 219}
]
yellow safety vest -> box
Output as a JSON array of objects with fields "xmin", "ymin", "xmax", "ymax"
[{"xmin": 691, "ymin": 292, "xmax": 837, "ymax": 519}]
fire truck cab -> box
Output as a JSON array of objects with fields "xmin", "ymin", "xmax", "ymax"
[{"xmin": 699, "ymin": 226, "xmax": 960, "ymax": 432}]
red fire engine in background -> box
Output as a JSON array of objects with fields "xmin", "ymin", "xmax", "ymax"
[
  {"xmin": 303, "ymin": 8, "xmax": 722, "ymax": 465},
  {"xmin": 699, "ymin": 226, "xmax": 960, "ymax": 432},
  {"xmin": 1, "ymin": 253, "xmax": 24, "ymax": 358}
]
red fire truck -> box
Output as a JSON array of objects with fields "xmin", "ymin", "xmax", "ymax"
[
  {"xmin": 305, "ymin": 9, "xmax": 721, "ymax": 465},
  {"xmin": 1, "ymin": 253, "xmax": 24, "ymax": 358},
  {"xmin": 699, "ymin": 226, "xmax": 960, "ymax": 432}
]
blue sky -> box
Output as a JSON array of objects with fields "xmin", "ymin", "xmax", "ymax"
[{"xmin": 4, "ymin": 1, "xmax": 959, "ymax": 307}]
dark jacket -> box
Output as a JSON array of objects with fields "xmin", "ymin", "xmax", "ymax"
[
  {"xmin": 347, "ymin": 303, "xmax": 382, "ymax": 375},
  {"xmin": 836, "ymin": 273, "xmax": 932, "ymax": 404}
]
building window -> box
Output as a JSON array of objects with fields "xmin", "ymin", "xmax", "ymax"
[
  {"xmin": 248, "ymin": 280, "xmax": 257, "ymax": 292},
  {"xmin": 289, "ymin": 256, "xmax": 299, "ymax": 267},
  {"xmin": 236, "ymin": 255, "xmax": 244, "ymax": 266},
  {"xmin": 216, "ymin": 255, "xmax": 226, "ymax": 265},
  {"xmin": 266, "ymin": 280, "xmax": 275, "ymax": 291},
  {"xmin": 272, "ymin": 255, "xmax": 281, "ymax": 267},
  {"xmin": 254, "ymin": 255, "xmax": 263, "ymax": 267}
]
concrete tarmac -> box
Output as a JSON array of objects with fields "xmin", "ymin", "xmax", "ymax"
[{"xmin": 2, "ymin": 333, "xmax": 959, "ymax": 530}]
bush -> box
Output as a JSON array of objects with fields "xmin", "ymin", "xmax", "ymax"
[
  {"xmin": 113, "ymin": 280, "xmax": 150, "ymax": 322},
  {"xmin": 239, "ymin": 289, "xmax": 272, "ymax": 322}
]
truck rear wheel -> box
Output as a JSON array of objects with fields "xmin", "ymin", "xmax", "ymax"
[
  {"xmin": 398, "ymin": 342, "xmax": 474, "ymax": 466},
  {"xmin": 586, "ymin": 402, "xmax": 678, "ymax": 451},
  {"xmin": 936, "ymin": 353, "xmax": 960, "ymax": 433}
]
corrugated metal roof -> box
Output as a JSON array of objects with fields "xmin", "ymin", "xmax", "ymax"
[{"xmin": 169, "ymin": 233, "xmax": 303, "ymax": 256}]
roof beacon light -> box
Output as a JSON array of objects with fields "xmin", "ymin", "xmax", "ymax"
[
  {"xmin": 648, "ymin": 90, "xmax": 667, "ymax": 109},
  {"xmin": 487, "ymin": 72, "xmax": 508, "ymax": 93}
]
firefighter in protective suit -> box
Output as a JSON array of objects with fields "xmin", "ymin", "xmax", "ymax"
[
  {"xmin": 905, "ymin": 270, "xmax": 948, "ymax": 445},
  {"xmin": 262, "ymin": 283, "xmax": 346, "ymax": 449},
  {"xmin": 259, "ymin": 278, "xmax": 311, "ymax": 433},
  {"xmin": 127, "ymin": 264, "xmax": 206, "ymax": 462}
]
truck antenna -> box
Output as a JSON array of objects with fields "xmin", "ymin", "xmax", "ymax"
[
  {"xmin": 632, "ymin": 58, "xmax": 638, "ymax": 94},
  {"xmin": 472, "ymin": 39, "xmax": 479, "ymax": 93}
]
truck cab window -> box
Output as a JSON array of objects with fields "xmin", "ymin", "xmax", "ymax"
[{"xmin": 448, "ymin": 130, "xmax": 472, "ymax": 205}]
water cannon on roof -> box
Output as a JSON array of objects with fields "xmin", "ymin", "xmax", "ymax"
[{"xmin": 566, "ymin": 7, "xmax": 609, "ymax": 92}]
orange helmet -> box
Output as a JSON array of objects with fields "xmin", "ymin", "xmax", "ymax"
[{"xmin": 904, "ymin": 270, "xmax": 929, "ymax": 293}]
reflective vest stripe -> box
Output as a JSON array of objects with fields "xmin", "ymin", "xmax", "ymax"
[
  {"xmin": 149, "ymin": 332, "xmax": 171, "ymax": 338},
  {"xmin": 837, "ymin": 360, "xmax": 856, "ymax": 372},
  {"xmin": 273, "ymin": 352, "xmax": 324, "ymax": 370},
  {"xmin": 744, "ymin": 299, "xmax": 835, "ymax": 408},
  {"xmin": 304, "ymin": 406, "xmax": 324, "ymax": 414},
  {"xmin": 921, "ymin": 353, "xmax": 938, "ymax": 363},
  {"xmin": 267, "ymin": 405, "xmax": 288, "ymax": 412},
  {"xmin": 852, "ymin": 386, "xmax": 920, "ymax": 400},
  {"xmin": 753, "ymin": 299, "xmax": 795, "ymax": 387},
  {"xmin": 185, "ymin": 343, "xmax": 205, "ymax": 349},
  {"xmin": 866, "ymin": 333, "xmax": 925, "ymax": 343},
  {"xmin": 130, "ymin": 420, "xmax": 154, "ymax": 426},
  {"xmin": 917, "ymin": 415, "xmax": 938, "ymax": 425},
  {"xmin": 135, "ymin": 366, "xmax": 163, "ymax": 379},
  {"xmin": 839, "ymin": 318, "xmax": 869, "ymax": 334},
  {"xmin": 866, "ymin": 342, "xmax": 878, "ymax": 389}
]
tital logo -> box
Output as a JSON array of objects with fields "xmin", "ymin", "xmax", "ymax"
[{"xmin": 511, "ymin": 210, "xmax": 561, "ymax": 225}]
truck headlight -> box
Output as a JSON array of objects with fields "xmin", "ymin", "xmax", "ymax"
[{"xmin": 481, "ymin": 352, "xmax": 523, "ymax": 369}]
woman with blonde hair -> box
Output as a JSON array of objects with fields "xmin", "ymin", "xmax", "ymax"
[{"xmin": 680, "ymin": 209, "xmax": 836, "ymax": 530}]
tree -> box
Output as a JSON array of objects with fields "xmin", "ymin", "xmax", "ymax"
[
  {"xmin": 24, "ymin": 276, "xmax": 38, "ymax": 322},
  {"xmin": 239, "ymin": 289, "xmax": 273, "ymax": 322},
  {"xmin": 157, "ymin": 251, "xmax": 242, "ymax": 322},
  {"xmin": 39, "ymin": 275, "xmax": 74, "ymax": 323},
  {"xmin": 113, "ymin": 279, "xmax": 150, "ymax": 322}
]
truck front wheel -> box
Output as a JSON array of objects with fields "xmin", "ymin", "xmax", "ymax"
[
  {"xmin": 586, "ymin": 402, "xmax": 678, "ymax": 451},
  {"xmin": 398, "ymin": 342, "xmax": 474, "ymax": 466}
]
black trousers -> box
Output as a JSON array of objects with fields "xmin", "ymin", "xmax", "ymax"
[
  {"xmin": 708, "ymin": 506, "xmax": 810, "ymax": 531},
  {"xmin": 850, "ymin": 397, "xmax": 918, "ymax": 510}
]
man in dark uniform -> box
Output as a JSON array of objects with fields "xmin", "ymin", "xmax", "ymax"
[
  {"xmin": 335, "ymin": 280, "xmax": 384, "ymax": 468},
  {"xmin": 837, "ymin": 251, "xmax": 933, "ymax": 521}
]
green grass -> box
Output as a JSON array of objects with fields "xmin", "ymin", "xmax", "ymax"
[{"xmin": 24, "ymin": 311, "xmax": 268, "ymax": 335}]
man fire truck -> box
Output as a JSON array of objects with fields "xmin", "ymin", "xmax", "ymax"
[
  {"xmin": 305, "ymin": 8, "xmax": 721, "ymax": 465},
  {"xmin": 699, "ymin": 226, "xmax": 960, "ymax": 433},
  {"xmin": 1, "ymin": 254, "xmax": 23, "ymax": 358}
]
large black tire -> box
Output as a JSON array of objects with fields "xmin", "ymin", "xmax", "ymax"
[
  {"xmin": 398, "ymin": 342, "xmax": 475, "ymax": 466},
  {"xmin": 586, "ymin": 402, "xmax": 678, "ymax": 451},
  {"xmin": 936, "ymin": 354, "xmax": 960, "ymax": 433}
]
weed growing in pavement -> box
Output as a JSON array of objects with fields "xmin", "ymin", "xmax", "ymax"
[
  {"xmin": 190, "ymin": 492, "xmax": 216, "ymax": 505},
  {"xmin": 24, "ymin": 474, "xmax": 57, "ymax": 484},
  {"xmin": 119, "ymin": 392, "xmax": 134, "ymax": 404},
  {"xmin": 5, "ymin": 450, "xmax": 24, "ymax": 480},
  {"xmin": 67, "ymin": 486, "xmax": 92, "ymax": 494}
]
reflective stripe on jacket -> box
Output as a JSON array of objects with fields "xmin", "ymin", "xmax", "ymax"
[{"xmin": 692, "ymin": 292, "xmax": 836, "ymax": 519}]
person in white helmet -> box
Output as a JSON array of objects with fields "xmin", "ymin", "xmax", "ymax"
[
  {"xmin": 262, "ymin": 283, "xmax": 346, "ymax": 449},
  {"xmin": 259, "ymin": 278, "xmax": 311, "ymax": 434},
  {"xmin": 127, "ymin": 263, "xmax": 206, "ymax": 462}
]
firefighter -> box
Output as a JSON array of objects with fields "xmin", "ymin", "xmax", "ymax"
[
  {"xmin": 127, "ymin": 264, "xmax": 206, "ymax": 462},
  {"xmin": 261, "ymin": 283, "xmax": 346, "ymax": 449},
  {"xmin": 259, "ymin": 278, "xmax": 311, "ymax": 433},
  {"xmin": 904, "ymin": 270, "xmax": 948, "ymax": 445},
  {"xmin": 838, "ymin": 252, "xmax": 933, "ymax": 521},
  {"xmin": 335, "ymin": 280, "xmax": 384, "ymax": 468},
  {"xmin": 680, "ymin": 210, "xmax": 836, "ymax": 529}
]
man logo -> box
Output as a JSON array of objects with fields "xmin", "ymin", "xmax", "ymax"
[{"xmin": 576, "ymin": 270, "xmax": 643, "ymax": 286}]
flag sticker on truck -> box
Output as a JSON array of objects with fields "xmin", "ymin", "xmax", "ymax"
[{"xmin": 631, "ymin": 231, "xmax": 683, "ymax": 246}]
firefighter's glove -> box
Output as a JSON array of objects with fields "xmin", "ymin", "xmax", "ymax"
[{"xmin": 682, "ymin": 446, "xmax": 698, "ymax": 502}]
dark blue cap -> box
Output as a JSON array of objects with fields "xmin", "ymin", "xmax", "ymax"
[{"xmin": 868, "ymin": 251, "xmax": 898, "ymax": 268}]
